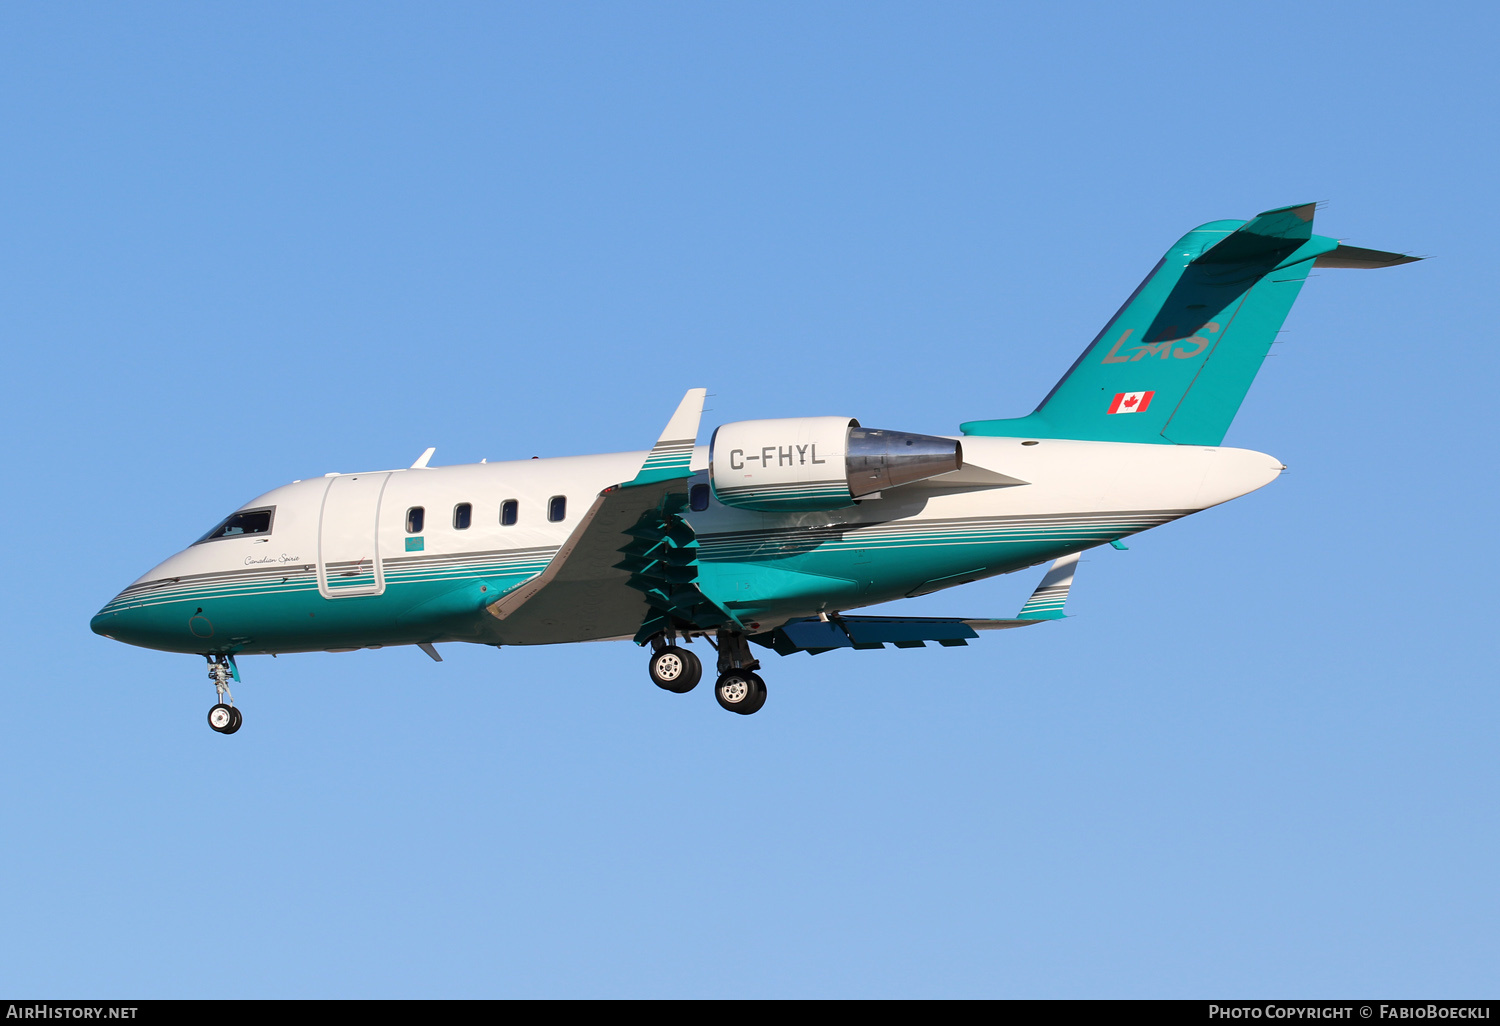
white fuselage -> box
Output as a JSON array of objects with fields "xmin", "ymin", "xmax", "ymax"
[{"xmin": 93, "ymin": 436, "xmax": 1283, "ymax": 655}]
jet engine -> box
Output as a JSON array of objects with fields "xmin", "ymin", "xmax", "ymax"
[{"xmin": 709, "ymin": 417, "xmax": 962, "ymax": 511}]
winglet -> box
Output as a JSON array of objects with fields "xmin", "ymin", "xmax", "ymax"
[
  {"xmin": 411, "ymin": 447, "xmax": 436, "ymax": 469},
  {"xmin": 1016, "ymin": 551, "xmax": 1081, "ymax": 620},
  {"xmin": 625, "ymin": 388, "xmax": 707, "ymax": 487}
]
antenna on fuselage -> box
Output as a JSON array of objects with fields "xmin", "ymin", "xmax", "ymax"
[{"xmin": 410, "ymin": 447, "xmax": 435, "ymax": 469}]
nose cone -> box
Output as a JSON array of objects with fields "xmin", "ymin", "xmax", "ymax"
[
  {"xmin": 91, "ymin": 596, "xmax": 151, "ymax": 647},
  {"xmin": 93, "ymin": 584, "xmax": 232, "ymax": 653},
  {"xmin": 91, "ymin": 594, "xmax": 196, "ymax": 652}
]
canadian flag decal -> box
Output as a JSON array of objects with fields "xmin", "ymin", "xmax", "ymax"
[{"xmin": 1108, "ymin": 390, "xmax": 1155, "ymax": 414}]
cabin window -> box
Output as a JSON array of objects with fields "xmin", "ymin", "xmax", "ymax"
[
  {"xmin": 500, "ymin": 499, "xmax": 518, "ymax": 526},
  {"xmin": 690, "ymin": 484, "xmax": 710, "ymax": 512},
  {"xmin": 195, "ymin": 507, "xmax": 274, "ymax": 544},
  {"xmin": 548, "ymin": 495, "xmax": 567, "ymax": 522},
  {"xmin": 453, "ymin": 503, "xmax": 472, "ymax": 530},
  {"xmin": 406, "ymin": 507, "xmax": 425, "ymax": 533}
]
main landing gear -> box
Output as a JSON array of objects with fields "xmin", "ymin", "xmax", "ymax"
[
  {"xmin": 646, "ymin": 631, "xmax": 766, "ymax": 715},
  {"xmin": 648, "ymin": 640, "xmax": 703, "ymax": 693},
  {"xmin": 205, "ymin": 655, "xmax": 242, "ymax": 734},
  {"xmin": 713, "ymin": 668, "xmax": 766, "ymax": 715}
]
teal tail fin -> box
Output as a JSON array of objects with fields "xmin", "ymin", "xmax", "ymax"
[{"xmin": 961, "ymin": 204, "xmax": 1419, "ymax": 445}]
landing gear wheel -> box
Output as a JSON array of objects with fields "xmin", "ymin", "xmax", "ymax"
[
  {"xmin": 205, "ymin": 656, "xmax": 241, "ymax": 734},
  {"xmin": 649, "ymin": 645, "xmax": 702, "ymax": 693},
  {"xmin": 714, "ymin": 671, "xmax": 767, "ymax": 715}
]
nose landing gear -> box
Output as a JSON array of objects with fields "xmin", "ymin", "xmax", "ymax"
[
  {"xmin": 208, "ymin": 703, "xmax": 241, "ymax": 733},
  {"xmin": 205, "ymin": 655, "xmax": 242, "ymax": 734}
]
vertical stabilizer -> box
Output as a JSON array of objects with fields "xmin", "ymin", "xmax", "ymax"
[{"xmin": 961, "ymin": 205, "xmax": 1419, "ymax": 445}]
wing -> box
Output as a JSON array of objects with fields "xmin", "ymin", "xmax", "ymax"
[
  {"xmin": 750, "ymin": 551, "xmax": 1082, "ymax": 655},
  {"xmin": 483, "ymin": 389, "xmax": 735, "ymax": 645}
]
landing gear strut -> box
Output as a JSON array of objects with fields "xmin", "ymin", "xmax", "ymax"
[
  {"xmin": 713, "ymin": 631, "xmax": 766, "ymax": 715},
  {"xmin": 205, "ymin": 655, "xmax": 242, "ymax": 734}
]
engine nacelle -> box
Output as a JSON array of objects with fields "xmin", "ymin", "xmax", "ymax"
[{"xmin": 709, "ymin": 417, "xmax": 962, "ymax": 511}]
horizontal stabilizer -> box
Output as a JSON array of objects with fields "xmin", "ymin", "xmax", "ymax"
[
  {"xmin": 1192, "ymin": 202, "xmax": 1316, "ymax": 264},
  {"xmin": 1313, "ymin": 244, "xmax": 1422, "ymax": 269},
  {"xmin": 1015, "ymin": 551, "xmax": 1080, "ymax": 620},
  {"xmin": 960, "ymin": 204, "xmax": 1420, "ymax": 446}
]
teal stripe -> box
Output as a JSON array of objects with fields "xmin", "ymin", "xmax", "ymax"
[
  {"xmin": 696, "ymin": 511, "xmax": 1181, "ymax": 561},
  {"xmin": 103, "ymin": 549, "xmax": 558, "ymax": 613},
  {"xmin": 717, "ymin": 483, "xmax": 845, "ymax": 497}
]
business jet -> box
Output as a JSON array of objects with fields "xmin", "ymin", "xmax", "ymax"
[{"xmin": 91, "ymin": 204, "xmax": 1417, "ymax": 730}]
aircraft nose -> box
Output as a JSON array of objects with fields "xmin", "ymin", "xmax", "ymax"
[
  {"xmin": 91, "ymin": 591, "xmax": 224, "ymax": 654},
  {"xmin": 91, "ymin": 599, "xmax": 142, "ymax": 644},
  {"xmin": 91, "ymin": 596, "xmax": 169, "ymax": 650}
]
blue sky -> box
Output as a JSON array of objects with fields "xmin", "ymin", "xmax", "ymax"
[{"xmin": 1, "ymin": 2, "xmax": 1496, "ymax": 997}]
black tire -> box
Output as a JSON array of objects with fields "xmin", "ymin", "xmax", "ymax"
[
  {"xmin": 207, "ymin": 703, "xmax": 234, "ymax": 733},
  {"xmin": 223, "ymin": 707, "xmax": 243, "ymax": 735},
  {"xmin": 649, "ymin": 645, "xmax": 702, "ymax": 693},
  {"xmin": 741, "ymin": 673, "xmax": 767, "ymax": 714},
  {"xmin": 714, "ymin": 670, "xmax": 767, "ymax": 715}
]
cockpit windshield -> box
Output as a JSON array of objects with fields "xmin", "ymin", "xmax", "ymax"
[{"xmin": 195, "ymin": 507, "xmax": 275, "ymax": 544}]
